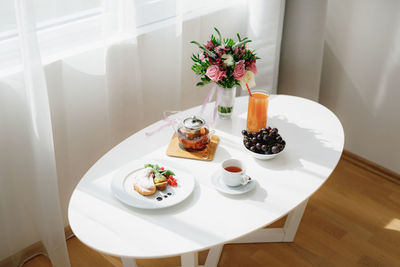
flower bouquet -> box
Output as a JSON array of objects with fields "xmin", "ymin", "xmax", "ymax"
[{"xmin": 191, "ymin": 27, "xmax": 259, "ymax": 118}]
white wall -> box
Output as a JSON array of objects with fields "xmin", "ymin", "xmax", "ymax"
[
  {"xmin": 278, "ymin": 0, "xmax": 327, "ymax": 101},
  {"xmin": 319, "ymin": 0, "xmax": 400, "ymax": 173}
]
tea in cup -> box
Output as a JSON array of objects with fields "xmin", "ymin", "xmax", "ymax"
[{"xmin": 221, "ymin": 159, "xmax": 249, "ymax": 187}]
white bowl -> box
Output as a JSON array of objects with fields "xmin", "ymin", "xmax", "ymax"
[{"xmin": 244, "ymin": 146, "xmax": 284, "ymax": 160}]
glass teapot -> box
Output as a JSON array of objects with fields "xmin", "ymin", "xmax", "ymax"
[{"xmin": 164, "ymin": 111, "xmax": 214, "ymax": 151}]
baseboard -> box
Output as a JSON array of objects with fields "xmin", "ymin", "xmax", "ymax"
[
  {"xmin": 342, "ymin": 150, "xmax": 400, "ymax": 185},
  {"xmin": 0, "ymin": 226, "xmax": 74, "ymax": 267}
]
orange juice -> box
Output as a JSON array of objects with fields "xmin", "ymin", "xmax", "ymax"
[{"xmin": 247, "ymin": 91, "xmax": 268, "ymax": 132}]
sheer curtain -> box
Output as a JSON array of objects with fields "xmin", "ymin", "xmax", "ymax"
[
  {"xmin": 0, "ymin": 0, "xmax": 70, "ymax": 266},
  {"xmin": 0, "ymin": 0, "xmax": 285, "ymax": 266}
]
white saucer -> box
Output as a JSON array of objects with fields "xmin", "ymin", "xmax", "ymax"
[{"xmin": 211, "ymin": 170, "xmax": 257, "ymax": 195}]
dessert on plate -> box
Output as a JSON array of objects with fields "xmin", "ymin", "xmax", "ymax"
[
  {"xmin": 131, "ymin": 167, "xmax": 156, "ymax": 196},
  {"xmin": 130, "ymin": 164, "xmax": 178, "ymax": 196}
]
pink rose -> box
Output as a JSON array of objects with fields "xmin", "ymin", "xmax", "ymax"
[
  {"xmin": 248, "ymin": 61, "xmax": 258, "ymax": 75},
  {"xmin": 206, "ymin": 65, "xmax": 223, "ymax": 82},
  {"xmin": 233, "ymin": 60, "xmax": 246, "ymax": 80},
  {"xmin": 217, "ymin": 70, "xmax": 227, "ymax": 81}
]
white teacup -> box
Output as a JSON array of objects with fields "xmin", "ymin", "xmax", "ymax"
[{"xmin": 221, "ymin": 159, "xmax": 249, "ymax": 187}]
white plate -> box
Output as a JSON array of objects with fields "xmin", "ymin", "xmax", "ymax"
[
  {"xmin": 211, "ymin": 170, "xmax": 257, "ymax": 195},
  {"xmin": 111, "ymin": 159, "xmax": 195, "ymax": 209}
]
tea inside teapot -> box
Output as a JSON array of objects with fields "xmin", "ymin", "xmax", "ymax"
[{"xmin": 176, "ymin": 115, "xmax": 212, "ymax": 151}]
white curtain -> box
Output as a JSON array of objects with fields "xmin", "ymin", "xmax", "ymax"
[
  {"xmin": 0, "ymin": 0, "xmax": 285, "ymax": 266},
  {"xmin": 0, "ymin": 0, "xmax": 70, "ymax": 266}
]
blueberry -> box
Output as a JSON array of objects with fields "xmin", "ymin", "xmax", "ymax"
[
  {"xmin": 156, "ymin": 197, "xmax": 163, "ymax": 201},
  {"xmin": 167, "ymin": 192, "xmax": 172, "ymax": 195}
]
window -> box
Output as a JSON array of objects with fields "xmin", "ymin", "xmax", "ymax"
[{"xmin": 0, "ymin": 0, "xmax": 244, "ymax": 77}]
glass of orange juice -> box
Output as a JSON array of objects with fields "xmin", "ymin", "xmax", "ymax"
[{"xmin": 246, "ymin": 90, "xmax": 269, "ymax": 133}]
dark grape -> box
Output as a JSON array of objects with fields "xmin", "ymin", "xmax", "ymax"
[
  {"xmin": 242, "ymin": 127, "xmax": 286, "ymax": 155},
  {"xmin": 271, "ymin": 146, "xmax": 279, "ymax": 154},
  {"xmin": 255, "ymin": 143, "xmax": 261, "ymax": 150},
  {"xmin": 267, "ymin": 138, "xmax": 274, "ymax": 145}
]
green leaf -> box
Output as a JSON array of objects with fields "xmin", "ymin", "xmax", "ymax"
[
  {"xmin": 191, "ymin": 54, "xmax": 203, "ymax": 63},
  {"xmin": 214, "ymin": 27, "xmax": 222, "ymax": 44},
  {"xmin": 165, "ymin": 170, "xmax": 175, "ymax": 176},
  {"xmin": 144, "ymin": 164, "xmax": 154, "ymax": 168},
  {"xmin": 236, "ymin": 33, "xmax": 241, "ymax": 42},
  {"xmin": 224, "ymin": 38, "xmax": 235, "ymax": 47},
  {"xmin": 196, "ymin": 82, "xmax": 205, "ymax": 86},
  {"xmin": 190, "ymin": 41, "xmax": 216, "ymax": 58},
  {"xmin": 232, "ymin": 39, "xmax": 252, "ymax": 49}
]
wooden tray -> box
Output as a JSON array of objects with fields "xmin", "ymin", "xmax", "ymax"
[{"xmin": 166, "ymin": 133, "xmax": 219, "ymax": 161}]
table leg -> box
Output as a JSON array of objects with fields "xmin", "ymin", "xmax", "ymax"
[
  {"xmin": 204, "ymin": 244, "xmax": 223, "ymax": 267},
  {"xmin": 121, "ymin": 257, "xmax": 137, "ymax": 267},
  {"xmin": 283, "ymin": 198, "xmax": 308, "ymax": 241},
  {"xmin": 230, "ymin": 198, "xmax": 309, "ymax": 243},
  {"xmin": 181, "ymin": 251, "xmax": 199, "ymax": 267}
]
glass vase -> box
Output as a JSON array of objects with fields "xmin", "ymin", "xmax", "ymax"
[{"xmin": 217, "ymin": 86, "xmax": 236, "ymax": 119}]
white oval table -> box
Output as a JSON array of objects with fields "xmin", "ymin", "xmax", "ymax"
[{"xmin": 68, "ymin": 95, "xmax": 344, "ymax": 267}]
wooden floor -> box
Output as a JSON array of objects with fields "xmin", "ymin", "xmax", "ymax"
[{"xmin": 24, "ymin": 156, "xmax": 400, "ymax": 267}]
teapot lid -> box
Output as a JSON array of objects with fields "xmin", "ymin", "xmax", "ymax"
[{"xmin": 183, "ymin": 115, "xmax": 205, "ymax": 130}]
